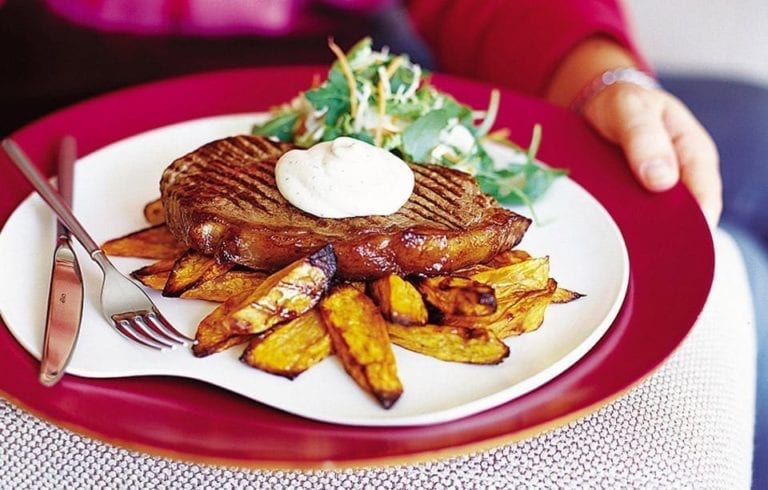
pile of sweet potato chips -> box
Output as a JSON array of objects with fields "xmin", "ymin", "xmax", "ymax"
[{"xmin": 102, "ymin": 198, "xmax": 582, "ymax": 409}]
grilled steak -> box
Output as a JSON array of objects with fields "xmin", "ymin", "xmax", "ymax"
[{"xmin": 160, "ymin": 135, "xmax": 531, "ymax": 280}]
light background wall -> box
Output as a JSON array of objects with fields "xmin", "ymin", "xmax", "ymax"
[{"xmin": 624, "ymin": 0, "xmax": 768, "ymax": 86}]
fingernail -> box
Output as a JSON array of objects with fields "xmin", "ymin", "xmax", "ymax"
[{"xmin": 640, "ymin": 159, "xmax": 677, "ymax": 190}]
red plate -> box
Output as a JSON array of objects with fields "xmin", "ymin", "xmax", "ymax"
[{"xmin": 0, "ymin": 66, "xmax": 714, "ymax": 468}]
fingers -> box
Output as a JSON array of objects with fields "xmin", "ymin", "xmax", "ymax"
[
  {"xmin": 584, "ymin": 84, "xmax": 679, "ymax": 190},
  {"xmin": 662, "ymin": 98, "xmax": 723, "ymax": 225},
  {"xmin": 583, "ymin": 84, "xmax": 722, "ymax": 227}
]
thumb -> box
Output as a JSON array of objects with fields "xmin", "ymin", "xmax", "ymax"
[{"xmin": 584, "ymin": 85, "xmax": 680, "ymax": 192}]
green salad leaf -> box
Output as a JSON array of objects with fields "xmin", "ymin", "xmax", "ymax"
[
  {"xmin": 304, "ymin": 69, "xmax": 350, "ymax": 126},
  {"xmin": 477, "ymin": 125, "xmax": 566, "ymax": 208},
  {"xmin": 402, "ymin": 109, "xmax": 451, "ymax": 162},
  {"xmin": 252, "ymin": 112, "xmax": 299, "ymax": 141},
  {"xmin": 252, "ymin": 37, "xmax": 566, "ymax": 213}
]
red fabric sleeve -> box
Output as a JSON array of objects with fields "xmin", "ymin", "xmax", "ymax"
[{"xmin": 405, "ymin": 0, "xmax": 650, "ymax": 97}]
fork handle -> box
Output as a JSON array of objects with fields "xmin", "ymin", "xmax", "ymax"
[{"xmin": 2, "ymin": 138, "xmax": 100, "ymax": 254}]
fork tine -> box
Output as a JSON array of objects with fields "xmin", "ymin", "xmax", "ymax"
[
  {"xmin": 148, "ymin": 309, "xmax": 195, "ymax": 344},
  {"xmin": 131, "ymin": 315, "xmax": 177, "ymax": 349},
  {"xmin": 112, "ymin": 312, "xmax": 175, "ymax": 348},
  {"xmin": 112, "ymin": 317, "xmax": 167, "ymax": 350}
]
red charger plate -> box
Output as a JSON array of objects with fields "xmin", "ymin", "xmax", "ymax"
[{"xmin": 0, "ymin": 66, "xmax": 714, "ymax": 469}]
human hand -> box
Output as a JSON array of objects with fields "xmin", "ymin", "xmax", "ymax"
[{"xmin": 580, "ymin": 83, "xmax": 722, "ymax": 227}]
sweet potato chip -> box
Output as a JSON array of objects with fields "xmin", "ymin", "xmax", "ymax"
[
  {"xmin": 181, "ymin": 269, "xmax": 267, "ymax": 302},
  {"xmin": 387, "ymin": 323, "xmax": 509, "ymax": 364},
  {"xmin": 102, "ymin": 225, "xmax": 186, "ymax": 259},
  {"xmin": 470, "ymin": 256, "xmax": 550, "ymax": 292},
  {"xmin": 163, "ymin": 249, "xmax": 233, "ymax": 297},
  {"xmin": 131, "ymin": 257, "xmax": 177, "ymax": 289},
  {"xmin": 413, "ymin": 275, "xmax": 496, "ymax": 318},
  {"xmin": 442, "ymin": 278, "xmax": 558, "ymax": 338},
  {"xmin": 491, "ymin": 279, "xmax": 557, "ymax": 338},
  {"xmin": 240, "ymin": 309, "xmax": 332, "ymax": 379},
  {"xmin": 143, "ymin": 198, "xmax": 165, "ymax": 225},
  {"xmin": 454, "ymin": 249, "xmax": 533, "ymax": 276},
  {"xmin": 367, "ymin": 274, "xmax": 428, "ymax": 326},
  {"xmin": 192, "ymin": 289, "xmax": 255, "ymax": 357},
  {"xmin": 226, "ymin": 245, "xmax": 337, "ymax": 335},
  {"xmin": 487, "ymin": 249, "xmax": 532, "ymax": 267},
  {"xmin": 319, "ymin": 284, "xmax": 402, "ymax": 409},
  {"xmin": 193, "ymin": 245, "xmax": 336, "ymax": 356},
  {"xmin": 552, "ymin": 286, "xmax": 585, "ymax": 304}
]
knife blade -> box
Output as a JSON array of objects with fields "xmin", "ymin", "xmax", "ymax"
[{"xmin": 39, "ymin": 136, "xmax": 84, "ymax": 386}]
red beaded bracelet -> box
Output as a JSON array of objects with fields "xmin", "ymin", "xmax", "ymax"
[{"xmin": 570, "ymin": 67, "xmax": 660, "ymax": 114}]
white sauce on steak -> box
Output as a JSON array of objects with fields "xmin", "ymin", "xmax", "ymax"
[{"xmin": 275, "ymin": 137, "xmax": 414, "ymax": 218}]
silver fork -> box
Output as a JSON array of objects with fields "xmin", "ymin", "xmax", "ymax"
[{"xmin": 2, "ymin": 138, "xmax": 194, "ymax": 350}]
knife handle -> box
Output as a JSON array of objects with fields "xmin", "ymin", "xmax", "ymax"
[
  {"xmin": 58, "ymin": 136, "xmax": 76, "ymax": 208},
  {"xmin": 2, "ymin": 138, "xmax": 101, "ymax": 254}
]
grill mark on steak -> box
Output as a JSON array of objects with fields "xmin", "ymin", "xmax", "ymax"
[
  {"xmin": 202, "ymin": 168, "xmax": 272, "ymax": 213},
  {"xmin": 412, "ymin": 164, "xmax": 466, "ymax": 197},
  {"xmin": 231, "ymin": 132, "xmax": 286, "ymax": 156},
  {"xmin": 241, "ymin": 159, "xmax": 280, "ymax": 193},
  {"xmin": 397, "ymin": 203, "xmax": 457, "ymax": 229},
  {"xmin": 207, "ymin": 160, "xmax": 282, "ymax": 207},
  {"xmin": 411, "ymin": 180, "xmax": 461, "ymax": 210},
  {"xmin": 183, "ymin": 161, "xmax": 271, "ymax": 213},
  {"xmin": 221, "ymin": 135, "xmax": 285, "ymax": 161},
  {"xmin": 407, "ymin": 175, "xmax": 469, "ymax": 228},
  {"xmin": 405, "ymin": 193, "xmax": 464, "ymax": 229},
  {"xmin": 167, "ymin": 138, "xmax": 288, "ymax": 214}
]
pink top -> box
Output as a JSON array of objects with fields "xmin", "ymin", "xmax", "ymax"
[
  {"xmin": 407, "ymin": 0, "xmax": 647, "ymax": 96},
  {"xmin": 43, "ymin": 0, "xmax": 396, "ymax": 36},
  {"xmin": 39, "ymin": 0, "xmax": 645, "ymax": 97}
]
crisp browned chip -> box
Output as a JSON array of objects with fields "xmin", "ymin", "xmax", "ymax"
[
  {"xmin": 319, "ymin": 284, "xmax": 403, "ymax": 409},
  {"xmin": 102, "ymin": 224, "xmax": 187, "ymax": 259},
  {"xmin": 453, "ymin": 249, "xmax": 533, "ymax": 276},
  {"xmin": 181, "ymin": 269, "xmax": 267, "ymax": 302},
  {"xmin": 442, "ymin": 278, "xmax": 558, "ymax": 339},
  {"xmin": 192, "ymin": 289, "xmax": 256, "ymax": 357},
  {"xmin": 192, "ymin": 244, "xmax": 337, "ymax": 357},
  {"xmin": 471, "ymin": 256, "xmax": 550, "ymax": 292},
  {"xmin": 413, "ymin": 275, "xmax": 497, "ymax": 318},
  {"xmin": 367, "ymin": 274, "xmax": 428, "ymax": 326},
  {"xmin": 492, "ymin": 278, "xmax": 558, "ymax": 338},
  {"xmin": 131, "ymin": 257, "xmax": 176, "ymax": 290},
  {"xmin": 162, "ymin": 249, "xmax": 233, "ymax": 297},
  {"xmin": 486, "ymin": 249, "xmax": 532, "ymax": 267},
  {"xmin": 131, "ymin": 256, "xmax": 267, "ymax": 303},
  {"xmin": 226, "ymin": 244, "xmax": 336, "ymax": 335},
  {"xmin": 240, "ymin": 309, "xmax": 332, "ymax": 379},
  {"xmin": 143, "ymin": 198, "xmax": 165, "ymax": 225},
  {"xmin": 552, "ymin": 286, "xmax": 585, "ymax": 304},
  {"xmin": 387, "ymin": 323, "xmax": 509, "ymax": 364}
]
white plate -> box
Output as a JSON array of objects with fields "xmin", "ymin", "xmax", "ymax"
[{"xmin": 0, "ymin": 114, "xmax": 628, "ymax": 427}]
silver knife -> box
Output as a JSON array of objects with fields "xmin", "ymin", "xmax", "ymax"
[{"xmin": 39, "ymin": 136, "xmax": 84, "ymax": 386}]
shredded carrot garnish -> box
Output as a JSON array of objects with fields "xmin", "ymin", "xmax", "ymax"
[
  {"xmin": 485, "ymin": 128, "xmax": 524, "ymax": 150},
  {"xmin": 486, "ymin": 128, "xmax": 510, "ymax": 141},
  {"xmin": 328, "ymin": 37, "xmax": 358, "ymax": 118}
]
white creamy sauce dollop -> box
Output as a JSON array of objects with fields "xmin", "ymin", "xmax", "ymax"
[{"xmin": 275, "ymin": 137, "xmax": 415, "ymax": 219}]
